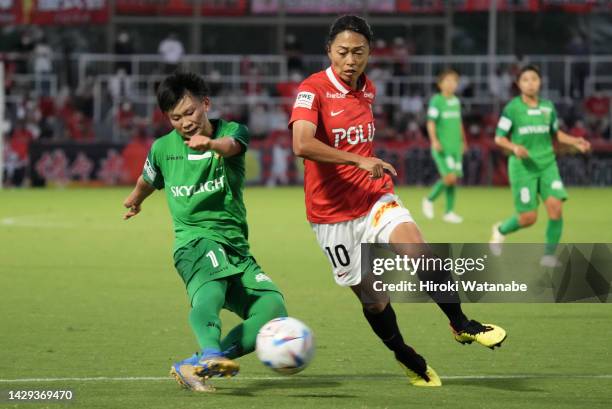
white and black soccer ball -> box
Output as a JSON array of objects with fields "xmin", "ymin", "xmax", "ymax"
[{"xmin": 256, "ymin": 317, "xmax": 315, "ymax": 375}]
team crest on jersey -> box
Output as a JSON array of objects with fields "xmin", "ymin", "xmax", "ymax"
[
  {"xmin": 363, "ymin": 92, "xmax": 374, "ymax": 100},
  {"xmin": 294, "ymin": 92, "xmax": 315, "ymax": 109}
]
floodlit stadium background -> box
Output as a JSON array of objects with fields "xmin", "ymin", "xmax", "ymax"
[{"xmin": 1, "ymin": 1, "xmax": 612, "ymax": 188}]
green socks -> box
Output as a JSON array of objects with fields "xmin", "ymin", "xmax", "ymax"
[
  {"xmin": 427, "ymin": 180, "xmax": 445, "ymax": 201},
  {"xmin": 499, "ymin": 215, "xmax": 521, "ymax": 235},
  {"xmin": 189, "ymin": 279, "xmax": 227, "ymax": 351},
  {"xmin": 545, "ymin": 218, "xmax": 563, "ymax": 255},
  {"xmin": 445, "ymin": 185, "xmax": 456, "ymax": 214},
  {"xmin": 221, "ymin": 291, "xmax": 287, "ymax": 359}
]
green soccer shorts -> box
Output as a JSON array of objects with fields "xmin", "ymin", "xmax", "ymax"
[
  {"xmin": 173, "ymin": 237, "xmax": 283, "ymax": 309},
  {"xmin": 509, "ymin": 162, "xmax": 568, "ymax": 213},
  {"xmin": 432, "ymin": 150, "xmax": 463, "ymax": 177}
]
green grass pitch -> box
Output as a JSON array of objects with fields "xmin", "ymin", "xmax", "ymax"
[{"xmin": 1, "ymin": 186, "xmax": 612, "ymax": 409}]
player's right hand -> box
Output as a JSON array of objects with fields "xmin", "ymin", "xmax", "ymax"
[
  {"xmin": 123, "ymin": 198, "xmax": 141, "ymax": 220},
  {"xmin": 357, "ymin": 157, "xmax": 397, "ymax": 179},
  {"xmin": 512, "ymin": 145, "xmax": 529, "ymax": 158},
  {"xmin": 432, "ymin": 139, "xmax": 442, "ymax": 152}
]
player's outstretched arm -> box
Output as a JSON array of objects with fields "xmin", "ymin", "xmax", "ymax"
[
  {"xmin": 185, "ymin": 135, "xmax": 243, "ymax": 158},
  {"xmin": 292, "ymin": 119, "xmax": 396, "ymax": 179},
  {"xmin": 556, "ymin": 130, "xmax": 591, "ymax": 153},
  {"xmin": 123, "ymin": 176, "xmax": 156, "ymax": 220},
  {"xmin": 494, "ymin": 136, "xmax": 529, "ymax": 158}
]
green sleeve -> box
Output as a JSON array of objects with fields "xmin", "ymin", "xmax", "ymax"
[
  {"xmin": 427, "ymin": 96, "xmax": 440, "ymax": 122},
  {"xmin": 495, "ymin": 105, "xmax": 513, "ymax": 138},
  {"xmin": 550, "ymin": 105, "xmax": 559, "ymax": 135},
  {"xmin": 224, "ymin": 122, "xmax": 250, "ymax": 154},
  {"xmin": 142, "ymin": 144, "xmax": 164, "ymax": 190}
]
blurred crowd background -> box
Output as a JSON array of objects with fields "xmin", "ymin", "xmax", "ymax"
[{"xmin": 2, "ymin": 1, "xmax": 612, "ymax": 187}]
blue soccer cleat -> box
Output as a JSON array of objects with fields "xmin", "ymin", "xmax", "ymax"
[{"xmin": 170, "ymin": 349, "xmax": 240, "ymax": 392}]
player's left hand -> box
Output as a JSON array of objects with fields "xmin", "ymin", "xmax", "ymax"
[
  {"xmin": 185, "ymin": 135, "xmax": 212, "ymax": 151},
  {"xmin": 574, "ymin": 138, "xmax": 591, "ymax": 153}
]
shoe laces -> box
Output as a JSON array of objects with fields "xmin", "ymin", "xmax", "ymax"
[{"xmin": 460, "ymin": 320, "xmax": 493, "ymax": 336}]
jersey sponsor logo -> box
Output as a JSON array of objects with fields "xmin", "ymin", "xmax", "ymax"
[
  {"xmin": 326, "ymin": 91, "xmax": 345, "ymax": 99},
  {"xmin": 166, "ymin": 154, "xmax": 184, "ymax": 161},
  {"xmin": 188, "ymin": 152, "xmax": 213, "ymax": 161},
  {"xmin": 446, "ymin": 98, "xmax": 459, "ymax": 106},
  {"xmin": 294, "ymin": 91, "xmax": 315, "ymax": 109},
  {"xmin": 442, "ymin": 111, "xmax": 461, "ymax": 119},
  {"xmin": 372, "ymin": 201, "xmax": 400, "ymax": 227},
  {"xmin": 144, "ymin": 158, "xmax": 157, "ymax": 181},
  {"xmin": 518, "ymin": 125, "xmax": 550, "ymax": 135},
  {"xmin": 330, "ymin": 109, "xmax": 344, "ymax": 117},
  {"xmin": 527, "ymin": 109, "xmax": 542, "ymax": 116},
  {"xmin": 255, "ymin": 273, "xmax": 272, "ymax": 282},
  {"xmin": 498, "ymin": 116, "xmax": 512, "ymax": 132},
  {"xmin": 363, "ymin": 91, "xmax": 375, "ymax": 100},
  {"xmin": 170, "ymin": 176, "xmax": 225, "ymax": 197},
  {"xmin": 332, "ymin": 122, "xmax": 375, "ymax": 147}
]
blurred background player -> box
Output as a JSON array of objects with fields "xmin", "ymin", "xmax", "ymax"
[
  {"xmin": 122, "ymin": 72, "xmax": 287, "ymax": 392},
  {"xmin": 490, "ymin": 65, "xmax": 591, "ymax": 267},
  {"xmin": 290, "ymin": 15, "xmax": 506, "ymax": 388},
  {"xmin": 422, "ymin": 69, "xmax": 466, "ymax": 223}
]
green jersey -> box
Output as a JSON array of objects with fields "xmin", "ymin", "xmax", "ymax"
[
  {"xmin": 142, "ymin": 119, "xmax": 250, "ymax": 255},
  {"xmin": 427, "ymin": 93, "xmax": 463, "ymax": 153},
  {"xmin": 495, "ymin": 96, "xmax": 559, "ymax": 175}
]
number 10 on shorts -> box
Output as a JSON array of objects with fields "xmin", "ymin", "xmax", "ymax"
[{"xmin": 325, "ymin": 245, "xmax": 350, "ymax": 268}]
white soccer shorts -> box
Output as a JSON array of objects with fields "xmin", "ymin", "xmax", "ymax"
[{"xmin": 311, "ymin": 193, "xmax": 415, "ymax": 287}]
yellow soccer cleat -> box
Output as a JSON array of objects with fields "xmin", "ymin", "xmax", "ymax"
[
  {"xmin": 398, "ymin": 361, "xmax": 442, "ymax": 387},
  {"xmin": 452, "ymin": 320, "xmax": 507, "ymax": 349},
  {"xmin": 196, "ymin": 355, "xmax": 240, "ymax": 379}
]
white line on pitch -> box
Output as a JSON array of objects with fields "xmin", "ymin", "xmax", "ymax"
[{"xmin": 1, "ymin": 374, "xmax": 611, "ymax": 383}]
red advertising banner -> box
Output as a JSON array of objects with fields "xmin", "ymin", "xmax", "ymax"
[
  {"xmin": 0, "ymin": 0, "xmax": 109, "ymax": 25},
  {"xmin": 250, "ymin": 0, "xmax": 396, "ymax": 14},
  {"xmin": 0, "ymin": 0, "xmax": 20, "ymax": 24},
  {"xmin": 115, "ymin": 0, "xmax": 247, "ymax": 16},
  {"xmin": 396, "ymin": 0, "xmax": 539, "ymax": 13}
]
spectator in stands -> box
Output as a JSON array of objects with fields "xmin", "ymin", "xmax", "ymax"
[
  {"xmin": 268, "ymin": 105, "xmax": 289, "ymax": 132},
  {"xmin": 247, "ymin": 104, "xmax": 270, "ymax": 139},
  {"xmin": 115, "ymin": 31, "xmax": 135, "ymax": 74},
  {"xmin": 567, "ymin": 33, "xmax": 589, "ymax": 99},
  {"xmin": 391, "ymin": 36, "xmax": 410, "ymax": 77},
  {"xmin": 569, "ymin": 120, "xmax": 589, "ymax": 140},
  {"xmin": 489, "ymin": 66, "xmax": 512, "ymax": 105},
  {"xmin": 158, "ymin": 32, "xmax": 184, "ymax": 73},
  {"xmin": 32, "ymin": 37, "xmax": 53, "ymax": 96},
  {"xmin": 267, "ymin": 135, "xmax": 291, "ymax": 187},
  {"xmin": 108, "ymin": 68, "xmax": 134, "ymax": 104},
  {"xmin": 396, "ymin": 87, "xmax": 424, "ymax": 131},
  {"xmin": 284, "ymin": 34, "xmax": 304, "ymax": 73},
  {"xmin": 74, "ymin": 75, "xmax": 96, "ymax": 118},
  {"xmin": 276, "ymin": 71, "xmax": 302, "ymax": 114},
  {"xmin": 66, "ymin": 111, "xmax": 94, "ymax": 141},
  {"xmin": 584, "ymin": 88, "xmax": 610, "ymax": 139}
]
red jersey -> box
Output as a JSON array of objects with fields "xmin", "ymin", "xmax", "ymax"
[{"xmin": 289, "ymin": 66, "xmax": 394, "ymax": 224}]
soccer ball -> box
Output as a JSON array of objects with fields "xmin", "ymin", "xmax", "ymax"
[{"xmin": 256, "ymin": 317, "xmax": 315, "ymax": 375}]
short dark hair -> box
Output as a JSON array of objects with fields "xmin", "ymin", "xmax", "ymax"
[
  {"xmin": 156, "ymin": 72, "xmax": 210, "ymax": 112},
  {"xmin": 326, "ymin": 15, "xmax": 373, "ymax": 49},
  {"xmin": 517, "ymin": 64, "xmax": 541, "ymax": 81},
  {"xmin": 437, "ymin": 68, "xmax": 459, "ymax": 84}
]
